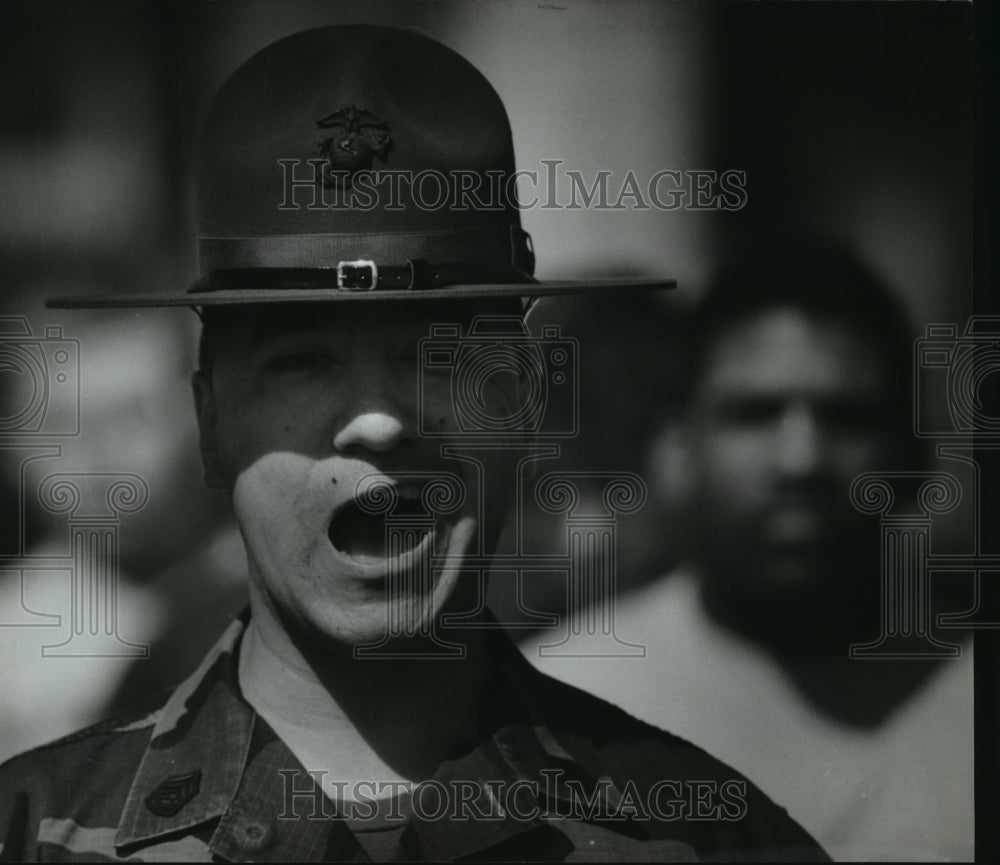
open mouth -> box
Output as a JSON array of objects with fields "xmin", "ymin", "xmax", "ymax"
[{"xmin": 327, "ymin": 484, "xmax": 437, "ymax": 564}]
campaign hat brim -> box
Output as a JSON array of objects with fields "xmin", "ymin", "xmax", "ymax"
[{"xmin": 46, "ymin": 278, "xmax": 675, "ymax": 309}]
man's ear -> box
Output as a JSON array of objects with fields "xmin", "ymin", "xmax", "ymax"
[
  {"xmin": 645, "ymin": 412, "xmax": 696, "ymax": 508},
  {"xmin": 191, "ymin": 370, "xmax": 227, "ymax": 490}
]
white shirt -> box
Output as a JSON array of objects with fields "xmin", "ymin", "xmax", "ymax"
[{"xmin": 519, "ymin": 568, "xmax": 974, "ymax": 862}]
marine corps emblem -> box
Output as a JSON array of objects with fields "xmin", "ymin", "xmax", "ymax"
[{"xmin": 316, "ymin": 105, "xmax": 393, "ymax": 188}]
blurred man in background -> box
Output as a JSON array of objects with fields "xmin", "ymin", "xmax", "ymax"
[{"xmin": 523, "ymin": 240, "xmax": 974, "ymax": 861}]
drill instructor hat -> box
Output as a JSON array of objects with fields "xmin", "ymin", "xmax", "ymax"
[{"xmin": 48, "ymin": 25, "xmax": 673, "ymax": 309}]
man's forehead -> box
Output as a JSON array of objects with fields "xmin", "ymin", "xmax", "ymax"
[
  {"xmin": 700, "ymin": 306, "xmax": 889, "ymax": 395},
  {"xmin": 203, "ymin": 299, "xmax": 523, "ymax": 344}
]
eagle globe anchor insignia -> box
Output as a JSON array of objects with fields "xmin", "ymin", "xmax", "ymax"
[{"xmin": 316, "ymin": 105, "xmax": 393, "ymax": 189}]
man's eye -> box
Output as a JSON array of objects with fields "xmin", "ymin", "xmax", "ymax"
[{"xmin": 716, "ymin": 399, "xmax": 782, "ymax": 425}]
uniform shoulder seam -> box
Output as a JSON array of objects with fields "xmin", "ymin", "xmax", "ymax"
[{"xmin": 1, "ymin": 688, "xmax": 171, "ymax": 766}]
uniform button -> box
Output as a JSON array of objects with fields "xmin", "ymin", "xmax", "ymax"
[{"xmin": 238, "ymin": 821, "xmax": 274, "ymax": 851}]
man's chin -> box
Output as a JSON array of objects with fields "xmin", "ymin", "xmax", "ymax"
[
  {"xmin": 701, "ymin": 545, "xmax": 882, "ymax": 650},
  {"xmin": 256, "ymin": 514, "xmax": 482, "ymax": 659},
  {"xmin": 291, "ymin": 602, "xmax": 475, "ymax": 662},
  {"xmin": 703, "ymin": 545, "xmax": 832, "ymax": 591}
]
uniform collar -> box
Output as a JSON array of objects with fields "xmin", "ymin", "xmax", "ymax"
[
  {"xmin": 114, "ymin": 615, "xmax": 254, "ymax": 852},
  {"xmin": 113, "ymin": 615, "xmax": 623, "ymax": 861}
]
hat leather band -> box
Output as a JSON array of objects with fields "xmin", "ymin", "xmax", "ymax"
[
  {"xmin": 197, "ymin": 226, "xmax": 534, "ymax": 275},
  {"xmin": 188, "ymin": 259, "xmax": 534, "ymax": 294}
]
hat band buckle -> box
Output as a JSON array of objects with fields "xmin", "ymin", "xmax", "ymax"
[{"xmin": 336, "ymin": 259, "xmax": 378, "ymax": 290}]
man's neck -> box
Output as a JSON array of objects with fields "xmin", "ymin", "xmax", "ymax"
[
  {"xmin": 237, "ymin": 612, "xmax": 487, "ymax": 795},
  {"xmin": 696, "ymin": 567, "xmax": 948, "ymax": 727}
]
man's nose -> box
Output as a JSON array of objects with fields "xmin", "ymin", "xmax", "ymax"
[
  {"xmin": 332, "ymin": 362, "xmax": 413, "ymax": 453},
  {"xmin": 775, "ymin": 404, "xmax": 825, "ymax": 476}
]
